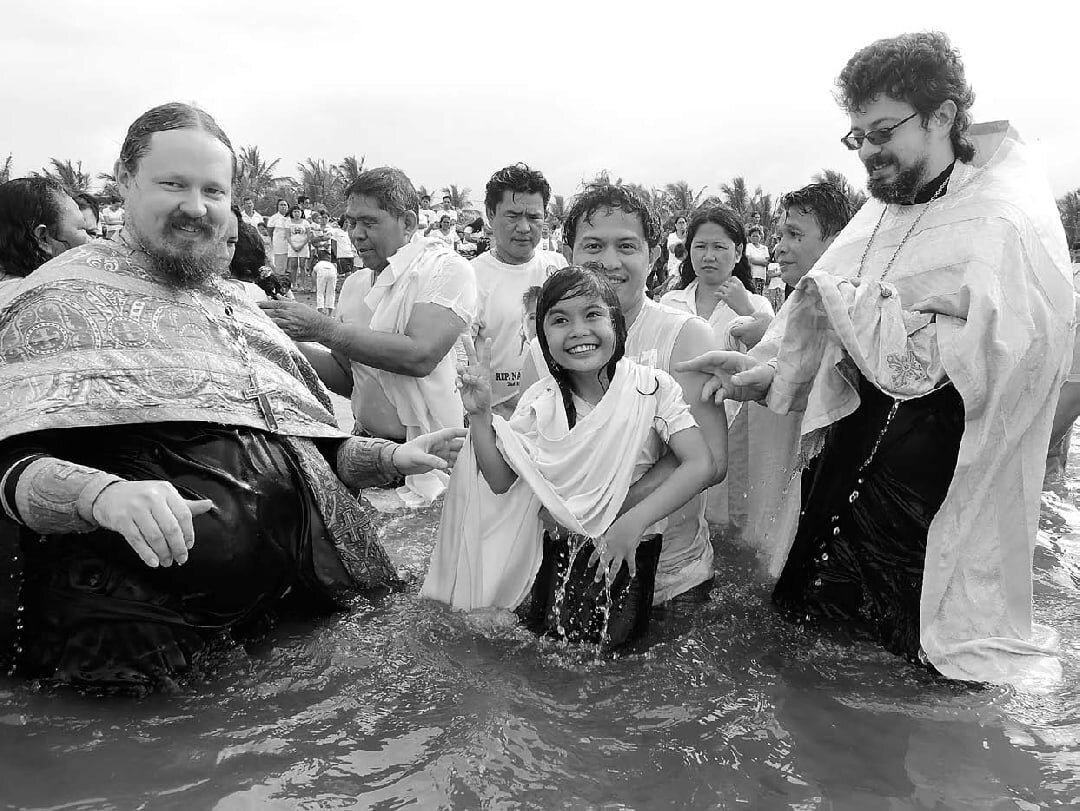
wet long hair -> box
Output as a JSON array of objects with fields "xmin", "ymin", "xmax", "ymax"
[
  {"xmin": 230, "ymin": 206, "xmax": 268, "ymax": 282},
  {"xmin": 677, "ymin": 207, "xmax": 755, "ymax": 293},
  {"xmin": 535, "ymin": 265, "xmax": 627, "ymax": 429}
]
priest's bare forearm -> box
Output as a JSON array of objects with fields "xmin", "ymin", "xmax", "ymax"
[
  {"xmin": 314, "ymin": 303, "xmax": 464, "ymax": 378},
  {"xmin": 297, "ymin": 342, "xmax": 354, "ymax": 398}
]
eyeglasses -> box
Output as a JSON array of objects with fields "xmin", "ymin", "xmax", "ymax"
[{"xmin": 840, "ymin": 111, "xmax": 919, "ymax": 151}]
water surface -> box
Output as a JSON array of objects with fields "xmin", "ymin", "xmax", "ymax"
[{"xmin": 1, "ymin": 450, "xmax": 1078, "ymax": 810}]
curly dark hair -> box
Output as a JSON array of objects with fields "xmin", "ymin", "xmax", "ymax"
[
  {"xmin": 562, "ymin": 183, "xmax": 661, "ymax": 251},
  {"xmin": 0, "ymin": 176, "xmax": 69, "ymax": 277},
  {"xmin": 677, "ymin": 207, "xmax": 755, "ymax": 294},
  {"xmin": 779, "ymin": 182, "xmax": 853, "ymax": 240},
  {"xmin": 535, "ymin": 265, "xmax": 627, "ymax": 430},
  {"xmin": 484, "ymin": 163, "xmax": 552, "ymax": 215},
  {"xmin": 836, "ymin": 31, "xmax": 976, "ymax": 162}
]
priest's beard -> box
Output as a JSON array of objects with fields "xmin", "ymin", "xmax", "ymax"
[
  {"xmin": 865, "ymin": 153, "xmax": 930, "ymax": 204},
  {"xmin": 132, "ymin": 214, "xmax": 224, "ymax": 290}
]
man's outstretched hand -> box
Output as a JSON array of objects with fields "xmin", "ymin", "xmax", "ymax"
[
  {"xmin": 92, "ymin": 481, "xmax": 214, "ymax": 568},
  {"xmin": 674, "ymin": 350, "xmax": 775, "ymax": 405},
  {"xmin": 393, "ymin": 427, "xmax": 468, "ymax": 475},
  {"xmin": 258, "ymin": 299, "xmax": 332, "ymax": 341}
]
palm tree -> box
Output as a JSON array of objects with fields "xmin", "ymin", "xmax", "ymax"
[
  {"xmin": 0, "ymin": 154, "xmax": 12, "ymax": 184},
  {"xmin": 621, "ymin": 183, "xmax": 671, "ymax": 225},
  {"xmin": 335, "ymin": 154, "xmax": 365, "ymax": 189},
  {"xmin": 443, "ymin": 183, "xmax": 472, "ymax": 210},
  {"xmin": 811, "ymin": 169, "xmax": 868, "ymax": 213},
  {"xmin": 1059, "ymin": 189, "xmax": 1080, "ymax": 251},
  {"xmin": 96, "ymin": 171, "xmax": 121, "ymax": 201},
  {"xmin": 549, "ymin": 194, "xmax": 566, "ymax": 220},
  {"xmin": 297, "ymin": 158, "xmax": 343, "ymax": 211},
  {"xmin": 748, "ymin": 189, "xmax": 778, "ymax": 233},
  {"xmin": 39, "ymin": 158, "xmax": 92, "ymax": 193},
  {"xmin": 718, "ymin": 176, "xmax": 751, "ymax": 218},
  {"xmin": 585, "ymin": 169, "xmax": 623, "ymax": 187},
  {"xmin": 663, "ymin": 180, "xmax": 707, "ymax": 216},
  {"xmin": 235, "ymin": 146, "xmax": 284, "ymax": 202}
]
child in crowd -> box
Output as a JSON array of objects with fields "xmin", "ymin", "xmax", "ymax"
[
  {"xmin": 277, "ymin": 277, "xmax": 295, "ymax": 301},
  {"xmin": 256, "ymin": 266, "xmax": 284, "ymax": 299},
  {"xmin": 423, "ymin": 266, "xmax": 714, "ymax": 646},
  {"xmin": 313, "ymin": 250, "xmax": 338, "ymax": 315},
  {"xmin": 520, "ymin": 284, "xmax": 541, "ymax": 350}
]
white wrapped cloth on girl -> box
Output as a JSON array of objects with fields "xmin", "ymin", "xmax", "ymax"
[{"xmin": 421, "ymin": 359, "xmax": 696, "ymax": 611}]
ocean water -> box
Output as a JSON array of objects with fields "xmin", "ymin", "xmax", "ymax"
[{"xmin": 1, "ymin": 440, "xmax": 1077, "ymax": 810}]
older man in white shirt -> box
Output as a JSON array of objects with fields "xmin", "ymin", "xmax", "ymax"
[{"xmin": 261, "ymin": 167, "xmax": 477, "ymax": 506}]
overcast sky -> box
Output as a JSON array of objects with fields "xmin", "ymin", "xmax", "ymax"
[{"xmin": 3, "ymin": 0, "xmax": 1076, "ymax": 208}]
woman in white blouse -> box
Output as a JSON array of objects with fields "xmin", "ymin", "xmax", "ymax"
[{"xmin": 660, "ymin": 207, "xmax": 774, "ymax": 528}]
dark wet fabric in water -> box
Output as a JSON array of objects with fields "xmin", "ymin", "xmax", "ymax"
[
  {"xmin": 520, "ymin": 530, "xmax": 661, "ymax": 648},
  {"xmin": 773, "ymin": 374, "xmax": 965, "ymax": 660},
  {"xmin": 4, "ymin": 424, "xmax": 379, "ymax": 692}
]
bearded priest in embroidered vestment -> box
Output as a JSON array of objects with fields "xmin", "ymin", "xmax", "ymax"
[
  {"xmin": 0, "ymin": 103, "xmax": 462, "ymax": 691},
  {"xmin": 678, "ymin": 34, "xmax": 1074, "ymax": 686}
]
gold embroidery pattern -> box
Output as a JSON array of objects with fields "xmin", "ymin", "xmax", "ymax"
[
  {"xmin": 0, "ymin": 244, "xmax": 341, "ymax": 443},
  {"xmin": 886, "ymin": 349, "xmax": 928, "ymax": 389}
]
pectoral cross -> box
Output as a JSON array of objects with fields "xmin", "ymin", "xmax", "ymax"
[{"xmin": 244, "ymin": 382, "xmax": 279, "ymax": 431}]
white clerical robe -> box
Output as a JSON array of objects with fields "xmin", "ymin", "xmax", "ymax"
[{"xmin": 748, "ymin": 122, "xmax": 1074, "ymax": 686}]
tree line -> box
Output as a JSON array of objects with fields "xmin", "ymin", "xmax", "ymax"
[{"xmin": 3, "ymin": 151, "xmax": 1077, "ymax": 248}]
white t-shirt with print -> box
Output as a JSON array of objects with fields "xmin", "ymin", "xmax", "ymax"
[
  {"xmin": 286, "ymin": 220, "xmax": 312, "ymax": 258},
  {"xmin": 745, "ymin": 242, "xmax": 770, "ymax": 281},
  {"xmin": 472, "ymin": 248, "xmax": 568, "ymax": 406}
]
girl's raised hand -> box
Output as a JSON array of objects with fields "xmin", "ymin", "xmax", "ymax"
[{"xmin": 459, "ymin": 336, "xmax": 493, "ymax": 416}]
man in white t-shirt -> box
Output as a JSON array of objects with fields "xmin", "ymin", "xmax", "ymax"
[
  {"xmin": 326, "ymin": 215, "xmax": 356, "ymax": 275},
  {"xmin": 665, "ymin": 214, "xmax": 688, "ymax": 281},
  {"xmin": 418, "ymin": 194, "xmax": 437, "ymax": 230},
  {"xmin": 100, "ymin": 199, "xmax": 125, "ymax": 239},
  {"xmin": 259, "ymin": 167, "xmax": 477, "ymax": 506},
  {"xmin": 265, "ymin": 198, "xmax": 291, "ymax": 275},
  {"xmin": 240, "ymin": 197, "xmax": 264, "ymax": 229},
  {"xmin": 471, "ymin": 163, "xmax": 567, "ymax": 418},
  {"xmin": 745, "ymin": 225, "xmax": 770, "ymax": 294},
  {"xmin": 297, "ymin": 195, "xmax": 314, "ymax": 221},
  {"xmin": 437, "ymin": 194, "xmax": 458, "ymax": 225}
]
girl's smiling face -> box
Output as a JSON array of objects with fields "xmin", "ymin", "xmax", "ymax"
[{"xmin": 542, "ymin": 293, "xmax": 616, "ymax": 376}]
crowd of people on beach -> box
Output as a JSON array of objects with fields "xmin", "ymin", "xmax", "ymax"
[{"xmin": 0, "ymin": 30, "xmax": 1077, "ymax": 693}]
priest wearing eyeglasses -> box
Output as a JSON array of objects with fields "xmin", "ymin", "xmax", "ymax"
[
  {"xmin": 678, "ymin": 32, "xmax": 1073, "ymax": 686},
  {"xmin": 0, "ymin": 103, "xmax": 464, "ymax": 691}
]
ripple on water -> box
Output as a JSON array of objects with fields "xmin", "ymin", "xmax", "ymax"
[{"xmin": 2, "ymin": 474, "xmax": 1080, "ymax": 809}]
